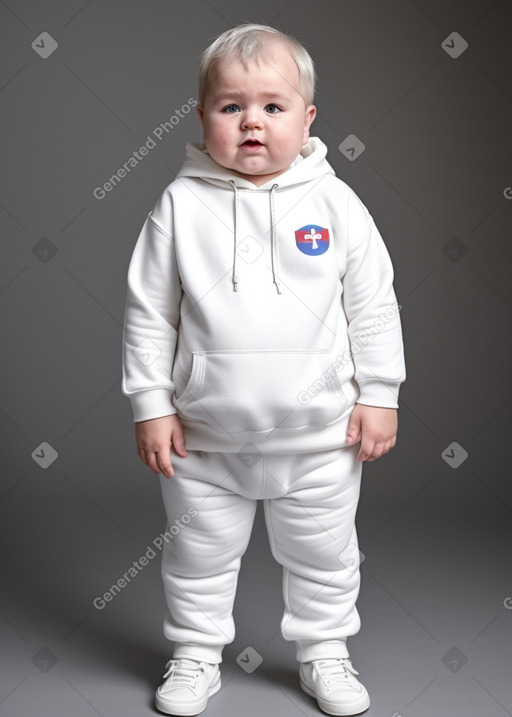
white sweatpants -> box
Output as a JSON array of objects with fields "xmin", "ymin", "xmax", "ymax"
[{"xmin": 158, "ymin": 444, "xmax": 363, "ymax": 664}]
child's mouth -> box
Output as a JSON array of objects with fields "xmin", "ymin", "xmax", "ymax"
[{"xmin": 242, "ymin": 139, "xmax": 263, "ymax": 147}]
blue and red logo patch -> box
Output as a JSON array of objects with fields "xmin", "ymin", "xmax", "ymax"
[{"xmin": 295, "ymin": 225, "xmax": 330, "ymax": 255}]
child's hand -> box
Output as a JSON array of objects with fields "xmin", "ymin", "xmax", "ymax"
[
  {"xmin": 345, "ymin": 404, "xmax": 398, "ymax": 462},
  {"xmin": 135, "ymin": 414, "xmax": 188, "ymax": 479}
]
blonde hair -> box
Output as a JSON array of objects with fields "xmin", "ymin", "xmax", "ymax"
[{"xmin": 198, "ymin": 23, "xmax": 316, "ymax": 106}]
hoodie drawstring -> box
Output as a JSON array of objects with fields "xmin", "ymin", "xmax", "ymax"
[
  {"xmin": 269, "ymin": 183, "xmax": 282, "ymax": 294},
  {"xmin": 228, "ymin": 180, "xmax": 281, "ymax": 295},
  {"xmin": 228, "ymin": 180, "xmax": 239, "ymax": 292}
]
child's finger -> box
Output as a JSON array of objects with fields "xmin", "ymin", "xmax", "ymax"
[
  {"xmin": 345, "ymin": 422, "xmax": 361, "ymax": 445},
  {"xmin": 345, "ymin": 406, "xmax": 362, "ymax": 445},
  {"xmin": 366, "ymin": 438, "xmax": 393, "ymax": 461},
  {"xmin": 171, "ymin": 435, "xmax": 188, "ymax": 457},
  {"xmin": 368, "ymin": 443, "xmax": 385, "ymax": 461},
  {"xmin": 143, "ymin": 451, "xmax": 161, "ymax": 475},
  {"xmin": 170, "ymin": 424, "xmax": 188, "ymax": 457},
  {"xmin": 157, "ymin": 450, "xmax": 174, "ymax": 479},
  {"xmin": 357, "ymin": 439, "xmax": 374, "ymax": 461}
]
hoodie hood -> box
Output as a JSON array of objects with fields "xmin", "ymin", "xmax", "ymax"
[
  {"xmin": 176, "ymin": 136, "xmax": 335, "ymax": 190},
  {"xmin": 176, "ymin": 137, "xmax": 336, "ymax": 293}
]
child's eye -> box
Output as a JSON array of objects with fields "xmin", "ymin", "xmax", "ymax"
[
  {"xmin": 264, "ymin": 104, "xmax": 281, "ymax": 114},
  {"xmin": 223, "ymin": 104, "xmax": 240, "ymax": 113}
]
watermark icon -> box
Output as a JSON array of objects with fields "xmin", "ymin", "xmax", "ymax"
[
  {"xmin": 503, "ymin": 187, "xmax": 512, "ymax": 200},
  {"xmin": 442, "ymin": 32, "xmax": 468, "ymax": 59},
  {"xmin": 93, "ymin": 508, "xmax": 197, "ymax": 610},
  {"xmin": 93, "ymin": 97, "xmax": 198, "ymax": 200},
  {"xmin": 503, "ymin": 596, "xmax": 512, "ymax": 609},
  {"xmin": 297, "ymin": 302, "xmax": 402, "ymax": 405},
  {"xmin": 32, "ymin": 237, "xmax": 58, "ymax": 263},
  {"xmin": 237, "ymin": 235, "xmax": 263, "ymax": 263},
  {"xmin": 339, "ymin": 543, "xmax": 365, "ymax": 571},
  {"xmin": 339, "ymin": 134, "xmax": 366, "ymax": 161},
  {"xmin": 31, "ymin": 32, "xmax": 58, "ymax": 59},
  {"xmin": 442, "ymin": 442, "xmax": 468, "ymax": 469},
  {"xmin": 32, "ymin": 647, "xmax": 58, "ymax": 672},
  {"xmin": 442, "ymin": 647, "xmax": 468, "ymax": 672},
  {"xmin": 236, "ymin": 442, "xmax": 263, "ymax": 468},
  {"xmin": 134, "ymin": 338, "xmax": 161, "ymax": 366},
  {"xmin": 442, "ymin": 237, "xmax": 468, "ymax": 262},
  {"xmin": 236, "ymin": 646, "xmax": 263, "ymax": 673},
  {"xmin": 31, "ymin": 441, "xmax": 58, "ymax": 469}
]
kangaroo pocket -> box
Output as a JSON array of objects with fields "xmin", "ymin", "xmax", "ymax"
[{"xmin": 175, "ymin": 349, "xmax": 347, "ymax": 434}]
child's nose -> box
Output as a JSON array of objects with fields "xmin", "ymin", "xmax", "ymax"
[{"xmin": 241, "ymin": 109, "xmax": 263, "ymax": 129}]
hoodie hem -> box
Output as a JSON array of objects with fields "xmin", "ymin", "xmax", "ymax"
[{"xmin": 178, "ymin": 409, "xmax": 356, "ymax": 454}]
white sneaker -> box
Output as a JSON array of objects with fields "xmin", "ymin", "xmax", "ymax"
[
  {"xmin": 299, "ymin": 657, "xmax": 370, "ymax": 716},
  {"xmin": 155, "ymin": 657, "xmax": 221, "ymax": 716}
]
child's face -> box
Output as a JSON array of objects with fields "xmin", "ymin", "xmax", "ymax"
[{"xmin": 197, "ymin": 42, "xmax": 316, "ymax": 187}]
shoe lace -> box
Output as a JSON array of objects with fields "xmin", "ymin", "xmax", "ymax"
[
  {"xmin": 162, "ymin": 658, "xmax": 206, "ymax": 687},
  {"xmin": 316, "ymin": 658, "xmax": 360, "ymax": 689}
]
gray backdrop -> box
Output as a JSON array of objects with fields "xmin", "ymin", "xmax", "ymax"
[{"xmin": 1, "ymin": 1, "xmax": 511, "ymax": 716}]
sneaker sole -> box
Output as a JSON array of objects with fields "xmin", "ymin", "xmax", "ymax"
[
  {"xmin": 155, "ymin": 672, "xmax": 221, "ymax": 716},
  {"xmin": 300, "ymin": 678, "xmax": 370, "ymax": 716}
]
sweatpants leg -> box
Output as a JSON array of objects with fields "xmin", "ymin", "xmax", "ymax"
[
  {"xmin": 262, "ymin": 445, "xmax": 363, "ymax": 663},
  {"xmin": 159, "ymin": 450, "xmax": 257, "ymax": 664},
  {"xmin": 158, "ymin": 445, "xmax": 363, "ymax": 665}
]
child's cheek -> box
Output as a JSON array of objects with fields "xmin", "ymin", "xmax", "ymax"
[
  {"xmin": 203, "ymin": 122, "xmax": 221, "ymax": 152},
  {"xmin": 210, "ymin": 122, "xmax": 233, "ymax": 153}
]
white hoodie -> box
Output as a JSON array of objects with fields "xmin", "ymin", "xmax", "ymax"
[{"xmin": 121, "ymin": 137, "xmax": 406, "ymax": 453}]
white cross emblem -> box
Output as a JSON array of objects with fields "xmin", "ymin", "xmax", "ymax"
[{"xmin": 304, "ymin": 228, "xmax": 322, "ymax": 250}]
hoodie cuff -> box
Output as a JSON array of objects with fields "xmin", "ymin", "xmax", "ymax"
[
  {"xmin": 130, "ymin": 389, "xmax": 177, "ymax": 423},
  {"xmin": 356, "ymin": 380, "xmax": 401, "ymax": 409}
]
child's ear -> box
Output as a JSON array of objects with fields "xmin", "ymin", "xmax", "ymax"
[
  {"xmin": 303, "ymin": 104, "xmax": 317, "ymax": 144},
  {"xmin": 196, "ymin": 105, "xmax": 205, "ymax": 127}
]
